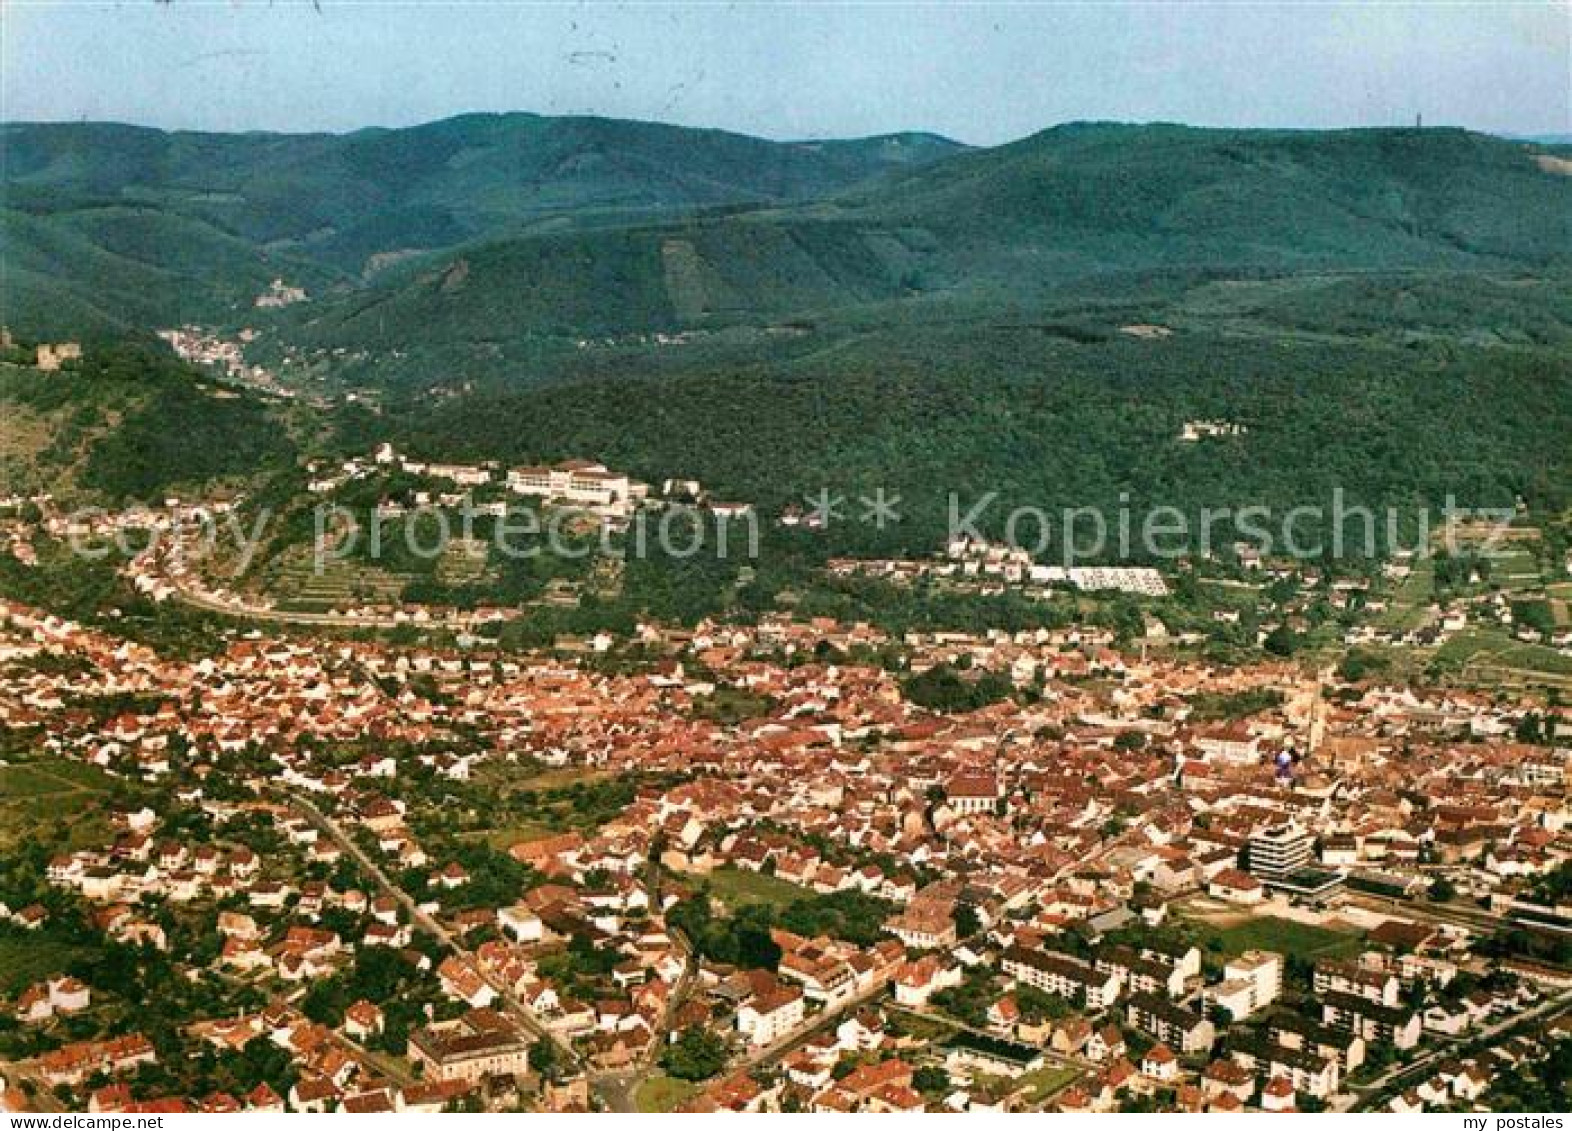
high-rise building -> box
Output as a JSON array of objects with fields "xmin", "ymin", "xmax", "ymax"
[{"xmin": 1248, "ymin": 823, "xmax": 1313, "ymax": 880}]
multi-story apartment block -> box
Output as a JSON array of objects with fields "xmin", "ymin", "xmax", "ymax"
[
  {"xmin": 1219, "ymin": 949, "xmax": 1282, "ymax": 1014},
  {"xmin": 1003, "ymin": 946, "xmax": 1121, "ymax": 1011},
  {"xmin": 1320, "ymin": 992, "xmax": 1423, "ymax": 1050},
  {"xmin": 1248, "ymin": 823, "xmax": 1314, "ymax": 880},
  {"xmin": 1125, "ymin": 991, "xmax": 1216, "ymax": 1055},
  {"xmin": 1313, "ymin": 960, "xmax": 1400, "ymax": 1007}
]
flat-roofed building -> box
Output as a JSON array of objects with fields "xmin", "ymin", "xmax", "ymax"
[
  {"xmin": 943, "ymin": 1033, "xmax": 1044, "ymax": 1079},
  {"xmin": 1248, "ymin": 823, "xmax": 1313, "ymax": 880},
  {"xmin": 1223, "ymin": 950, "xmax": 1282, "ymax": 1013}
]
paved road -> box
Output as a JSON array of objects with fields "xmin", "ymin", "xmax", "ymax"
[
  {"xmin": 586, "ymin": 943, "xmax": 697, "ymax": 1112},
  {"xmin": 885, "ymin": 1002, "xmax": 1088, "ymax": 1109},
  {"xmin": 0, "ymin": 1056, "xmax": 65, "ymax": 1113},
  {"xmin": 1347, "ymin": 987, "xmax": 1572, "ymax": 1111},
  {"xmin": 586, "ymin": 871, "xmax": 697, "ymax": 1113},
  {"xmin": 163, "ymin": 576, "xmax": 450, "ymax": 630},
  {"xmin": 589, "ymin": 1069, "xmax": 644, "ymax": 1113},
  {"xmin": 282, "ymin": 790, "xmax": 580, "ymax": 1068},
  {"xmin": 740, "ymin": 978, "xmax": 892, "ymax": 1075},
  {"xmin": 592, "ymin": 971, "xmax": 892, "ymax": 1112},
  {"xmin": 886, "ymin": 1002, "xmax": 1085, "ymax": 1072}
]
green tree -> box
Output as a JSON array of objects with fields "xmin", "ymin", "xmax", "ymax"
[
  {"xmin": 953, "ymin": 902, "xmax": 982, "ymax": 940},
  {"xmin": 529, "ymin": 1038, "xmax": 561, "ymax": 1080},
  {"xmin": 660, "ymin": 1026, "xmax": 727, "ymax": 1082},
  {"xmin": 1263, "ymin": 623, "xmax": 1301, "ymax": 657}
]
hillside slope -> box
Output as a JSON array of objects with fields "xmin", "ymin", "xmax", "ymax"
[
  {"xmin": 381, "ymin": 319, "xmax": 1571, "ymax": 554},
  {"xmin": 0, "ymin": 341, "xmax": 297, "ymax": 501},
  {"xmin": 0, "ymin": 203, "xmax": 336, "ymax": 336},
  {"xmin": 282, "ymin": 124, "xmax": 1572, "ymax": 354},
  {"xmin": 0, "ymin": 113, "xmax": 962, "ymax": 334},
  {"xmin": 6, "ymin": 118, "xmax": 1568, "ymax": 354},
  {"xmin": 855, "ymin": 123, "xmax": 1571, "ymax": 271}
]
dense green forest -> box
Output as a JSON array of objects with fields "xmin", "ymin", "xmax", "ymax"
[
  {"xmin": 272, "ymin": 126, "xmax": 1572, "ymax": 358},
  {"xmin": 3, "ymin": 119, "xmax": 1568, "ymax": 345},
  {"xmin": 0, "ymin": 342, "xmax": 297, "ymax": 501},
  {"xmin": 0, "ymin": 114, "xmax": 960, "ymax": 334},
  {"xmin": 2, "ymin": 118, "xmax": 1568, "ymax": 633},
  {"xmin": 380, "ymin": 322, "xmax": 1569, "ymax": 555}
]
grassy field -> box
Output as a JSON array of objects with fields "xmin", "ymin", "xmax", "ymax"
[
  {"xmin": 1199, "ymin": 915, "xmax": 1363, "ymax": 960},
  {"xmin": 0, "ymin": 933, "xmax": 94, "ymax": 995},
  {"xmin": 22, "ymin": 759, "xmax": 119, "ymax": 790},
  {"xmin": 1433, "ymin": 628, "xmax": 1572, "ymax": 684},
  {"xmin": 0, "ymin": 765, "xmax": 70, "ymax": 798},
  {"xmin": 456, "ymin": 820, "xmax": 559, "ymax": 851},
  {"xmin": 472, "ymin": 762, "xmax": 614, "ymax": 792},
  {"xmin": 1376, "ymin": 558, "xmax": 1435, "ymax": 631},
  {"xmin": 635, "ymin": 1074, "xmax": 699, "ymax": 1113},
  {"xmin": 0, "ymin": 758, "xmax": 118, "ymax": 850},
  {"xmin": 1013, "ymin": 1063, "xmax": 1082, "ymax": 1106},
  {"xmin": 518, "ymin": 766, "xmax": 617, "ymax": 791},
  {"xmin": 452, "ymin": 763, "xmax": 633, "ymax": 846},
  {"xmin": 704, "ymin": 867, "xmax": 817, "ymax": 910},
  {"xmin": 886, "ymin": 1008, "xmax": 957, "ymax": 1043}
]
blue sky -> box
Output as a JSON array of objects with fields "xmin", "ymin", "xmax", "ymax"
[{"xmin": 2, "ymin": 2, "xmax": 1567, "ymax": 143}]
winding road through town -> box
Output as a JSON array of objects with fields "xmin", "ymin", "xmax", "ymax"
[{"xmin": 279, "ymin": 789, "xmax": 581, "ymax": 1068}]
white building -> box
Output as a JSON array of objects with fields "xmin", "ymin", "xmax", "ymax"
[
  {"xmin": 497, "ymin": 904, "xmax": 544, "ymax": 944},
  {"xmin": 1205, "ymin": 950, "xmax": 1282, "ymax": 1020},
  {"xmin": 1067, "ymin": 567, "xmax": 1170, "ymax": 597},
  {"xmin": 737, "ymin": 987, "xmax": 805, "ymax": 1047},
  {"xmin": 1248, "ymin": 823, "xmax": 1314, "ymax": 880},
  {"xmin": 505, "ymin": 460, "xmax": 647, "ymax": 514},
  {"xmin": 426, "ymin": 463, "xmax": 492, "ymax": 487}
]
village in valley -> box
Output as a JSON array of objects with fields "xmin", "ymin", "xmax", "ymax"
[
  {"xmin": 1, "ymin": 342, "xmax": 1570, "ymax": 1114},
  {"xmin": 0, "ymin": 465, "xmax": 1569, "ymax": 1114},
  {"xmin": 2, "ymin": 5, "xmax": 1570, "ymax": 1113}
]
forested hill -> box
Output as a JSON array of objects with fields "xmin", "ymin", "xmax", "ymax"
[
  {"xmin": 6, "ymin": 117, "xmax": 1570, "ymax": 348},
  {"xmin": 277, "ymin": 124, "xmax": 1572, "ymax": 353},
  {"xmin": 855, "ymin": 123, "xmax": 1571, "ymax": 272},
  {"xmin": 0, "ymin": 341, "xmax": 297, "ymax": 502},
  {"xmin": 4, "ymin": 115, "xmax": 1570, "ymax": 568},
  {"xmin": 0, "ymin": 113, "xmax": 962, "ymax": 335}
]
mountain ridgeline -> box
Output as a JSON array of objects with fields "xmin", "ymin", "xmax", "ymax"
[
  {"xmin": 2, "ymin": 114, "xmax": 1570, "ymax": 565},
  {"xmin": 2, "ymin": 115, "xmax": 1569, "ymax": 346},
  {"xmin": 0, "ymin": 113, "xmax": 961, "ymax": 335}
]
